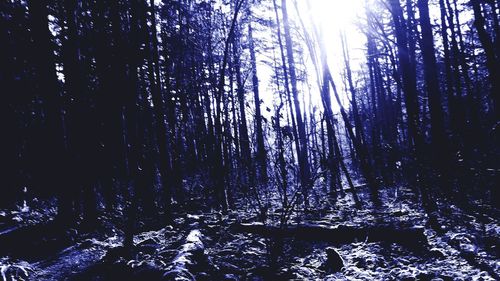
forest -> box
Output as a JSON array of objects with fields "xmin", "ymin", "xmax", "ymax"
[{"xmin": 0, "ymin": 0, "xmax": 499, "ymax": 280}]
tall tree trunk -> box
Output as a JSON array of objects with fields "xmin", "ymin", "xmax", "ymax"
[
  {"xmin": 390, "ymin": 0, "xmax": 434, "ymax": 210},
  {"xmin": 248, "ymin": 19, "xmax": 268, "ymax": 184},
  {"xmin": 28, "ymin": 0, "xmax": 70, "ymax": 224},
  {"xmin": 341, "ymin": 33, "xmax": 365, "ymax": 148},
  {"xmin": 439, "ymin": 0, "xmax": 456, "ymax": 132},
  {"xmin": 273, "ymin": 0, "xmax": 299, "ymax": 165},
  {"xmin": 232, "ymin": 23, "xmax": 253, "ymax": 189},
  {"xmin": 62, "ymin": 0, "xmax": 98, "ymax": 225},
  {"xmin": 281, "ymin": 0, "xmax": 312, "ymax": 207},
  {"xmin": 471, "ymin": 0, "xmax": 500, "ymax": 119},
  {"xmin": 148, "ymin": 0, "xmax": 173, "ymax": 222},
  {"xmin": 389, "ymin": 0, "xmax": 424, "ymax": 156},
  {"xmin": 417, "ymin": 0, "xmax": 446, "ymax": 157},
  {"xmin": 214, "ymin": 0, "xmax": 245, "ymax": 213}
]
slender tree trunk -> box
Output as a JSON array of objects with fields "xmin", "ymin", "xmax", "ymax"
[
  {"xmin": 232, "ymin": 23, "xmax": 253, "ymax": 189},
  {"xmin": 390, "ymin": 0, "xmax": 434, "ymax": 210},
  {"xmin": 148, "ymin": 0, "xmax": 173, "ymax": 222},
  {"xmin": 471, "ymin": 0, "xmax": 500, "ymax": 119},
  {"xmin": 272, "ymin": 0, "xmax": 299, "ymax": 165},
  {"xmin": 248, "ymin": 19, "xmax": 268, "ymax": 184},
  {"xmin": 439, "ymin": 0, "xmax": 456, "ymax": 132},
  {"xmin": 281, "ymin": 0, "xmax": 312, "ymax": 207},
  {"xmin": 214, "ymin": 0, "xmax": 245, "ymax": 213},
  {"xmin": 341, "ymin": 33, "xmax": 365, "ymax": 148}
]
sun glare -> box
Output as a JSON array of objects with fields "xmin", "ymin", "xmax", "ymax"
[
  {"xmin": 291, "ymin": 0, "xmax": 367, "ymax": 110},
  {"xmin": 311, "ymin": 0, "xmax": 365, "ymax": 32},
  {"xmin": 302, "ymin": 0, "xmax": 367, "ymax": 63},
  {"xmin": 258, "ymin": 0, "xmax": 368, "ymax": 112}
]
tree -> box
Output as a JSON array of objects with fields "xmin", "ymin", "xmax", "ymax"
[
  {"xmin": 417, "ymin": 0, "xmax": 446, "ymax": 160},
  {"xmin": 281, "ymin": 0, "xmax": 312, "ymax": 207},
  {"xmin": 470, "ymin": 0, "xmax": 500, "ymax": 119}
]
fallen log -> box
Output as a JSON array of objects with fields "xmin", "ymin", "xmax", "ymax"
[
  {"xmin": 232, "ymin": 223, "xmax": 427, "ymax": 249},
  {"xmin": 162, "ymin": 230, "xmax": 205, "ymax": 281}
]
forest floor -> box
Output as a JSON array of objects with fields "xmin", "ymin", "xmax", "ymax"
[{"xmin": 0, "ymin": 185, "xmax": 498, "ymax": 281}]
